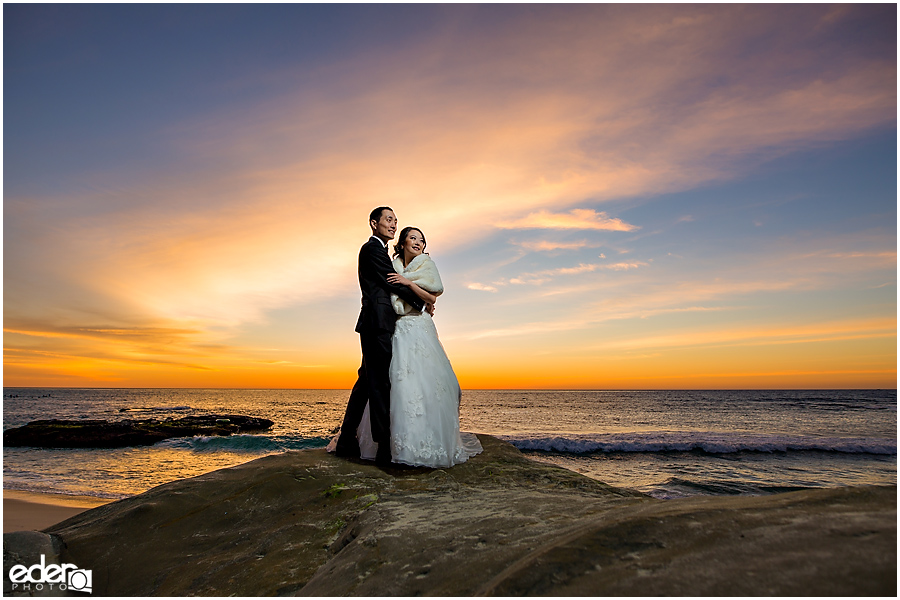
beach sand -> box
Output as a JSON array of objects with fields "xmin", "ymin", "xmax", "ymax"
[
  {"xmin": 3, "ymin": 490, "xmax": 111, "ymax": 534},
  {"xmin": 3, "ymin": 435, "xmax": 895, "ymax": 596}
]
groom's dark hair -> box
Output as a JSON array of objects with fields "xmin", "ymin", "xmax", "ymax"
[{"xmin": 369, "ymin": 206, "xmax": 393, "ymax": 224}]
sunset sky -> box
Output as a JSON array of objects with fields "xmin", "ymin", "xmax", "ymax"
[{"xmin": 4, "ymin": 4, "xmax": 897, "ymax": 389}]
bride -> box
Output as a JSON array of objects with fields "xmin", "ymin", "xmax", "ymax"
[{"xmin": 334, "ymin": 226, "xmax": 482, "ymax": 468}]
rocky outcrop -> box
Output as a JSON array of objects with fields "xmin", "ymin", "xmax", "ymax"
[
  {"xmin": 3, "ymin": 436, "xmax": 895, "ymax": 596},
  {"xmin": 2, "ymin": 531, "xmax": 65, "ymax": 597},
  {"xmin": 2, "ymin": 415, "xmax": 273, "ymax": 448}
]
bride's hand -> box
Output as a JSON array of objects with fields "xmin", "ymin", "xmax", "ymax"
[{"xmin": 387, "ymin": 273, "xmax": 411, "ymax": 286}]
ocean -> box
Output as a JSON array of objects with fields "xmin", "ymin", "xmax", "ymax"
[{"xmin": 2, "ymin": 388, "xmax": 895, "ymax": 500}]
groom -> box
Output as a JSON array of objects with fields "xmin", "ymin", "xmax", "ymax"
[{"xmin": 335, "ymin": 207, "xmax": 427, "ymax": 465}]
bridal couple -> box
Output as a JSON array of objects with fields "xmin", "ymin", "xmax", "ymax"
[{"xmin": 328, "ymin": 207, "xmax": 483, "ymax": 468}]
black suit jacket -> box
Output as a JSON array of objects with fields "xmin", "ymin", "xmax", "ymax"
[{"xmin": 355, "ymin": 238, "xmax": 425, "ymax": 333}]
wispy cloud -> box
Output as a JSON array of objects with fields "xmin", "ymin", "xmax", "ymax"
[
  {"xmin": 592, "ymin": 317, "xmax": 897, "ymax": 352},
  {"xmin": 497, "ymin": 209, "xmax": 639, "ymax": 232},
  {"xmin": 466, "ymin": 283, "xmax": 498, "ymax": 293},
  {"xmin": 806, "ymin": 251, "xmax": 897, "ymax": 262},
  {"xmin": 509, "ymin": 239, "xmax": 602, "ymax": 252},
  {"xmin": 507, "ymin": 261, "xmax": 650, "ymax": 285}
]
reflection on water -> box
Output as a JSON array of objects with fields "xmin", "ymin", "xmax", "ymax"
[{"xmin": 4, "ymin": 389, "xmax": 348, "ymax": 498}]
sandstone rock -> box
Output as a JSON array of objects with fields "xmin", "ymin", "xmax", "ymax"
[
  {"xmin": 4, "ymin": 435, "xmax": 893, "ymax": 596},
  {"xmin": 3, "ymin": 531, "xmax": 65, "ymax": 597}
]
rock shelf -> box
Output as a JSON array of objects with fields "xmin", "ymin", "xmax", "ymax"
[{"xmin": 2, "ymin": 415, "xmax": 274, "ymax": 448}]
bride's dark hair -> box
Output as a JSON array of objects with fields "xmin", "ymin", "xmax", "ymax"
[{"xmin": 393, "ymin": 226, "xmax": 427, "ymax": 262}]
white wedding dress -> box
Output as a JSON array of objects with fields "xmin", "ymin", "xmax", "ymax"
[{"xmin": 330, "ymin": 256, "xmax": 482, "ymax": 468}]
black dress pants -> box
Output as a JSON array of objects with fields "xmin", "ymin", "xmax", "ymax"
[{"xmin": 336, "ymin": 328, "xmax": 393, "ymax": 455}]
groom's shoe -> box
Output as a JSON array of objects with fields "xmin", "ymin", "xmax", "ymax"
[
  {"xmin": 375, "ymin": 445, "xmax": 393, "ymax": 467},
  {"xmin": 334, "ymin": 436, "xmax": 361, "ymax": 459}
]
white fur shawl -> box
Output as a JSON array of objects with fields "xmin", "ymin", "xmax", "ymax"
[{"xmin": 391, "ymin": 254, "xmax": 443, "ymax": 315}]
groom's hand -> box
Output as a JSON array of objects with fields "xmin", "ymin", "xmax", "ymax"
[{"xmin": 425, "ymin": 302, "xmax": 435, "ymax": 316}]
